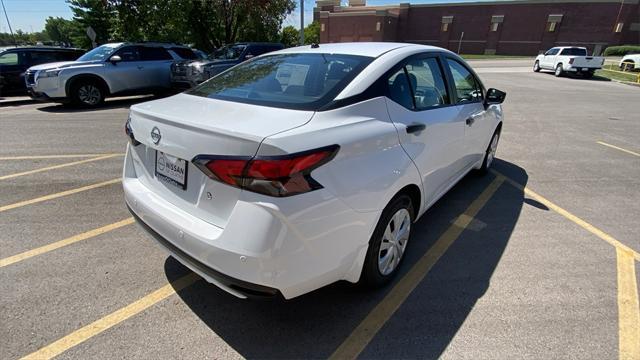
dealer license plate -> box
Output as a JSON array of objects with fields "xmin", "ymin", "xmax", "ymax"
[{"xmin": 155, "ymin": 151, "xmax": 187, "ymax": 190}]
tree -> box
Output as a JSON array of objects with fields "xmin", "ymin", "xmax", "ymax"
[
  {"xmin": 303, "ymin": 21, "xmax": 320, "ymax": 45},
  {"xmin": 44, "ymin": 17, "xmax": 80, "ymax": 46},
  {"xmin": 280, "ymin": 25, "xmax": 299, "ymax": 48},
  {"xmin": 67, "ymin": 0, "xmax": 116, "ymax": 48}
]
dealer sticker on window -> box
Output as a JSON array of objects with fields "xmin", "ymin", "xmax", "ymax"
[{"xmin": 155, "ymin": 151, "xmax": 187, "ymax": 190}]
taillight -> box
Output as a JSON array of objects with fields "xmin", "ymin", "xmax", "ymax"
[
  {"xmin": 125, "ymin": 116, "xmax": 141, "ymax": 146},
  {"xmin": 193, "ymin": 145, "xmax": 339, "ymax": 197},
  {"xmin": 569, "ymin": 58, "xmax": 574, "ymax": 65}
]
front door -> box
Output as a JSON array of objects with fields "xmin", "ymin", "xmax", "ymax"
[
  {"xmin": 384, "ymin": 54, "xmax": 466, "ymax": 207},
  {"xmin": 541, "ymin": 47, "xmax": 559, "ymax": 69},
  {"xmin": 104, "ymin": 46, "xmax": 148, "ymax": 93}
]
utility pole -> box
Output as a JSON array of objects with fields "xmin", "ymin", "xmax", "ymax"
[
  {"xmin": 0, "ymin": 0, "xmax": 16, "ymax": 46},
  {"xmin": 299, "ymin": 0, "xmax": 304, "ymax": 45}
]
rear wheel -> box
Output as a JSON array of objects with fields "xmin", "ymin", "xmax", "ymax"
[
  {"xmin": 554, "ymin": 63, "xmax": 564, "ymax": 77},
  {"xmin": 533, "ymin": 61, "xmax": 541, "ymax": 72},
  {"xmin": 71, "ymin": 80, "xmax": 105, "ymax": 107},
  {"xmin": 360, "ymin": 194, "xmax": 414, "ymax": 288}
]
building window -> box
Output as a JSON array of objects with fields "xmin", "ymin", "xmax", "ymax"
[
  {"xmin": 376, "ymin": 22, "xmax": 381, "ymax": 32},
  {"xmin": 321, "ymin": 23, "xmax": 325, "ymax": 32},
  {"xmin": 548, "ymin": 22, "xmax": 557, "ymax": 32},
  {"xmin": 490, "ymin": 22, "xmax": 499, "ymax": 32},
  {"xmin": 441, "ymin": 16, "xmax": 453, "ymax": 32},
  {"xmin": 442, "ymin": 23, "xmax": 449, "ymax": 32},
  {"xmin": 615, "ymin": 22, "xmax": 624, "ymax": 33}
]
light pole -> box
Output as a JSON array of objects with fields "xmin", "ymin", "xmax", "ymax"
[{"xmin": 300, "ymin": 0, "xmax": 305, "ymax": 45}]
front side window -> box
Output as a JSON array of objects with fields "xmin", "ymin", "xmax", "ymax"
[
  {"xmin": 446, "ymin": 59, "xmax": 482, "ymax": 103},
  {"xmin": 211, "ymin": 45, "xmax": 247, "ymax": 60},
  {"xmin": 29, "ymin": 51, "xmax": 59, "ymax": 64},
  {"xmin": 546, "ymin": 48, "xmax": 559, "ymax": 56},
  {"xmin": 188, "ymin": 53, "xmax": 372, "ymax": 111},
  {"xmin": 76, "ymin": 44, "xmax": 120, "ymax": 61},
  {"xmin": 113, "ymin": 46, "xmax": 140, "ymax": 62},
  {"xmin": 405, "ymin": 58, "xmax": 449, "ymax": 109},
  {"xmin": 0, "ymin": 52, "xmax": 19, "ymax": 65}
]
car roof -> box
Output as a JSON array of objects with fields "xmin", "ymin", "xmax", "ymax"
[
  {"xmin": 0, "ymin": 46, "xmax": 84, "ymax": 52},
  {"xmin": 273, "ymin": 42, "xmax": 447, "ymax": 58}
]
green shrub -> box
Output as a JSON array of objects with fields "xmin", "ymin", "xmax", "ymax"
[{"xmin": 603, "ymin": 45, "xmax": 640, "ymax": 56}]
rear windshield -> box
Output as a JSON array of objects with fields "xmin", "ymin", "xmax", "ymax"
[
  {"xmin": 560, "ymin": 48, "xmax": 587, "ymax": 56},
  {"xmin": 188, "ymin": 53, "xmax": 373, "ymax": 110}
]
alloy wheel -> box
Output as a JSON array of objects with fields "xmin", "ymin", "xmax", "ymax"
[
  {"xmin": 78, "ymin": 84, "xmax": 101, "ymax": 105},
  {"xmin": 487, "ymin": 132, "xmax": 499, "ymax": 168},
  {"xmin": 378, "ymin": 208, "xmax": 411, "ymax": 276}
]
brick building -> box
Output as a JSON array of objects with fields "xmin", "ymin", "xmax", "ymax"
[{"xmin": 314, "ymin": 0, "xmax": 640, "ymax": 55}]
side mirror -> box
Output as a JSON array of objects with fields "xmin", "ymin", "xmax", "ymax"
[
  {"xmin": 109, "ymin": 55, "xmax": 122, "ymax": 64},
  {"xmin": 484, "ymin": 88, "xmax": 506, "ymax": 106}
]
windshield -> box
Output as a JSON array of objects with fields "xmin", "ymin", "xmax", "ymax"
[
  {"xmin": 210, "ymin": 45, "xmax": 247, "ymax": 60},
  {"xmin": 76, "ymin": 44, "xmax": 120, "ymax": 61},
  {"xmin": 188, "ymin": 53, "xmax": 372, "ymax": 111},
  {"xmin": 560, "ymin": 48, "xmax": 587, "ymax": 56}
]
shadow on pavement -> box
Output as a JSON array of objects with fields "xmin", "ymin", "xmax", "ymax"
[{"xmin": 165, "ymin": 158, "xmax": 528, "ymax": 359}]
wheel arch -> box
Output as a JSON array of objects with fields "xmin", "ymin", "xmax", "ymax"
[
  {"xmin": 394, "ymin": 184, "xmax": 422, "ymax": 221},
  {"xmin": 65, "ymin": 74, "xmax": 110, "ymax": 98}
]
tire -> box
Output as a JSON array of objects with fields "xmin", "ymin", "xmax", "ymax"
[
  {"xmin": 70, "ymin": 79, "xmax": 105, "ymax": 107},
  {"xmin": 533, "ymin": 61, "xmax": 541, "ymax": 72},
  {"xmin": 477, "ymin": 129, "xmax": 500, "ymax": 175},
  {"xmin": 360, "ymin": 194, "xmax": 415, "ymax": 288},
  {"xmin": 554, "ymin": 63, "xmax": 564, "ymax": 77}
]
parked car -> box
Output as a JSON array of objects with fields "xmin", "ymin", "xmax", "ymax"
[
  {"xmin": 533, "ymin": 46, "xmax": 604, "ymax": 78},
  {"xmin": 170, "ymin": 42, "xmax": 284, "ymax": 89},
  {"xmin": 25, "ymin": 42, "xmax": 199, "ymax": 107},
  {"xmin": 123, "ymin": 42, "xmax": 506, "ymax": 299},
  {"xmin": 0, "ymin": 46, "xmax": 85, "ymax": 96},
  {"xmin": 619, "ymin": 53, "xmax": 640, "ymax": 71}
]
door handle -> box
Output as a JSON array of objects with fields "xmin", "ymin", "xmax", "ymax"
[
  {"xmin": 465, "ymin": 117, "xmax": 475, "ymax": 126},
  {"xmin": 406, "ymin": 124, "xmax": 426, "ymax": 134}
]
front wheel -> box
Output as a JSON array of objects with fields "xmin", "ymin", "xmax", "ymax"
[
  {"xmin": 71, "ymin": 80, "xmax": 105, "ymax": 107},
  {"xmin": 477, "ymin": 130, "xmax": 500, "ymax": 175},
  {"xmin": 360, "ymin": 194, "xmax": 414, "ymax": 288},
  {"xmin": 554, "ymin": 63, "xmax": 564, "ymax": 77},
  {"xmin": 533, "ymin": 61, "xmax": 541, "ymax": 72}
]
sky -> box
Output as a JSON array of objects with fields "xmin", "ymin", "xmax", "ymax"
[{"xmin": 1, "ymin": 0, "xmax": 510, "ymax": 33}]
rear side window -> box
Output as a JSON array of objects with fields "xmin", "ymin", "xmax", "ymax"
[
  {"xmin": 387, "ymin": 69, "xmax": 413, "ymax": 109},
  {"xmin": 560, "ymin": 48, "xmax": 587, "ymax": 56},
  {"xmin": 0, "ymin": 52, "xmax": 19, "ymax": 65},
  {"xmin": 170, "ymin": 47, "xmax": 198, "ymax": 60},
  {"xmin": 140, "ymin": 47, "xmax": 173, "ymax": 61},
  {"xmin": 188, "ymin": 53, "xmax": 372, "ymax": 111},
  {"xmin": 29, "ymin": 51, "xmax": 59, "ymax": 64},
  {"xmin": 405, "ymin": 58, "xmax": 449, "ymax": 109},
  {"xmin": 446, "ymin": 59, "xmax": 482, "ymax": 103}
]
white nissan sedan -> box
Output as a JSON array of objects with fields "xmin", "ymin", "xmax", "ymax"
[{"xmin": 123, "ymin": 43, "xmax": 505, "ymax": 299}]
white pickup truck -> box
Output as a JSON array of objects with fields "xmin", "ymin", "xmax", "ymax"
[{"xmin": 533, "ymin": 46, "xmax": 604, "ymax": 78}]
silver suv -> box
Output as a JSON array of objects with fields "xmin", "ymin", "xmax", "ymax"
[{"xmin": 25, "ymin": 42, "xmax": 197, "ymax": 107}]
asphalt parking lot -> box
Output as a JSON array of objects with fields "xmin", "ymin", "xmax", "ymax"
[{"xmin": 1, "ymin": 59, "xmax": 638, "ymax": 360}]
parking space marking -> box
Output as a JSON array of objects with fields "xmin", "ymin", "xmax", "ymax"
[
  {"xmin": 492, "ymin": 170, "xmax": 640, "ymax": 261},
  {"xmin": 617, "ymin": 247, "xmax": 640, "ymax": 360},
  {"xmin": 0, "ymin": 154, "xmax": 122, "ymax": 181},
  {"xmin": 597, "ymin": 141, "xmax": 640, "ymax": 158},
  {"xmin": 0, "ymin": 178, "xmax": 121, "ymax": 213},
  {"xmin": 20, "ymin": 273, "xmax": 200, "ymax": 360},
  {"xmin": 0, "ymin": 153, "xmax": 124, "ymax": 161},
  {"xmin": 329, "ymin": 175, "xmax": 505, "ymax": 360},
  {"xmin": 0, "ymin": 218, "xmax": 134, "ymax": 268}
]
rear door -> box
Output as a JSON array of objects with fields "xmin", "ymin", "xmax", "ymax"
[
  {"xmin": 384, "ymin": 53, "xmax": 466, "ymax": 206},
  {"xmin": 138, "ymin": 46, "xmax": 174, "ymax": 88},
  {"xmin": 0, "ymin": 51, "xmax": 27, "ymax": 95}
]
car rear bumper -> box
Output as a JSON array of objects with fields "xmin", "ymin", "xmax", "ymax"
[{"xmin": 123, "ymin": 145, "xmax": 377, "ymax": 299}]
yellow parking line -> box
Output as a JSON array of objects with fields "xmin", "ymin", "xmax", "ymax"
[
  {"xmin": 0, "ymin": 153, "xmax": 124, "ymax": 160},
  {"xmin": 0, "ymin": 154, "xmax": 122, "ymax": 181},
  {"xmin": 0, "ymin": 218, "xmax": 134, "ymax": 268},
  {"xmin": 0, "ymin": 178, "xmax": 121, "ymax": 213},
  {"xmin": 329, "ymin": 176, "xmax": 505, "ymax": 360},
  {"xmin": 617, "ymin": 247, "xmax": 640, "ymax": 360},
  {"xmin": 597, "ymin": 141, "xmax": 640, "ymax": 157},
  {"xmin": 493, "ymin": 170, "xmax": 640, "ymax": 261},
  {"xmin": 20, "ymin": 272, "xmax": 200, "ymax": 360}
]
